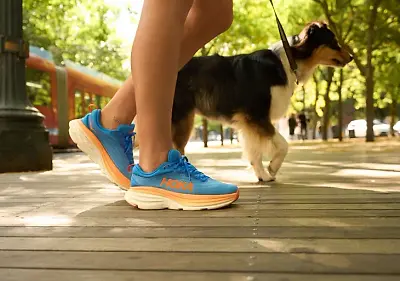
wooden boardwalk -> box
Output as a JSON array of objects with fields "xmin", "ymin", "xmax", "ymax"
[{"xmin": 1, "ymin": 140, "xmax": 400, "ymax": 281}]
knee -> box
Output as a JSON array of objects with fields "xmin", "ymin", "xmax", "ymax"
[
  {"xmin": 212, "ymin": 1, "xmax": 233, "ymax": 34},
  {"xmin": 193, "ymin": 0, "xmax": 233, "ymax": 37}
]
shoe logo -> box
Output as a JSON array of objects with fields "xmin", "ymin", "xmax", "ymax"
[{"xmin": 160, "ymin": 177, "xmax": 193, "ymax": 192}]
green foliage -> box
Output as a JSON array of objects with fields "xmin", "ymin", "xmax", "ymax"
[
  {"xmin": 24, "ymin": 0, "xmax": 399, "ymax": 138},
  {"xmin": 310, "ymin": 0, "xmax": 399, "ymax": 140},
  {"xmin": 26, "ymin": 68, "xmax": 51, "ymax": 106},
  {"xmin": 23, "ymin": 0, "xmax": 129, "ymax": 80},
  {"xmin": 196, "ymin": 0, "xmax": 324, "ymax": 57},
  {"xmin": 194, "ymin": 0, "xmax": 400, "ymax": 134}
]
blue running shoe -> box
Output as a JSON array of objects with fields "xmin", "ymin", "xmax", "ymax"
[
  {"xmin": 69, "ymin": 109, "xmax": 135, "ymax": 190},
  {"xmin": 125, "ymin": 149, "xmax": 239, "ymax": 210}
]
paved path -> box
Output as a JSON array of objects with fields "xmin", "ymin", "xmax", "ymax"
[{"xmin": 1, "ymin": 140, "xmax": 400, "ymax": 280}]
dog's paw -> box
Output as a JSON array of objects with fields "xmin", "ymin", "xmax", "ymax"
[
  {"xmin": 258, "ymin": 178, "xmax": 275, "ymax": 183},
  {"xmin": 257, "ymin": 171, "xmax": 275, "ymax": 183}
]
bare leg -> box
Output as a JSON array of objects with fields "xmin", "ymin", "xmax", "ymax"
[
  {"xmin": 101, "ymin": 0, "xmax": 233, "ymax": 130},
  {"xmin": 131, "ymin": 0, "xmax": 193, "ymax": 172}
]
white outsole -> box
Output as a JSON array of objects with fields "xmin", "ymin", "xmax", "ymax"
[
  {"xmin": 124, "ymin": 188, "xmax": 238, "ymax": 211},
  {"xmin": 68, "ymin": 120, "xmax": 126, "ymax": 190}
]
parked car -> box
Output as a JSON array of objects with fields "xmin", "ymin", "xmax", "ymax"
[
  {"xmin": 346, "ymin": 119, "xmax": 390, "ymax": 138},
  {"xmin": 393, "ymin": 121, "xmax": 400, "ymax": 136}
]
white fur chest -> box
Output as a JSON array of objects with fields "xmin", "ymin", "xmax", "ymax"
[
  {"xmin": 269, "ymin": 83, "xmax": 295, "ymax": 122},
  {"xmin": 269, "ymin": 50, "xmax": 296, "ymax": 122}
]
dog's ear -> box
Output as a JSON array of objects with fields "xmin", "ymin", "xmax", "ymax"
[
  {"xmin": 307, "ymin": 23, "xmax": 320, "ymax": 36},
  {"xmin": 295, "ymin": 21, "xmax": 329, "ymax": 49},
  {"xmin": 307, "ymin": 21, "xmax": 328, "ymax": 36}
]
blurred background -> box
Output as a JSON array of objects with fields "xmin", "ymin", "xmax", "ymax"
[{"xmin": 24, "ymin": 0, "xmax": 400, "ymax": 149}]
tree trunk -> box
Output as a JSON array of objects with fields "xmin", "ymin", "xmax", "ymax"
[
  {"xmin": 230, "ymin": 128, "xmax": 234, "ymax": 144},
  {"xmin": 312, "ymin": 73, "xmax": 320, "ymax": 139},
  {"xmin": 202, "ymin": 118, "xmax": 208, "ymax": 148},
  {"xmin": 390, "ymin": 95, "xmax": 398, "ymax": 137},
  {"xmin": 322, "ymin": 68, "xmax": 334, "ymax": 141},
  {"xmin": 365, "ymin": 0, "xmax": 382, "ymax": 142},
  {"xmin": 338, "ymin": 69, "xmax": 344, "ymax": 142},
  {"xmin": 220, "ymin": 124, "xmax": 224, "ymax": 146}
]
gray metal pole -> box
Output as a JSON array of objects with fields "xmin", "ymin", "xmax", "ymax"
[{"xmin": 0, "ymin": 0, "xmax": 53, "ymax": 172}]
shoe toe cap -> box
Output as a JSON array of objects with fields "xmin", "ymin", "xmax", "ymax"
[{"xmin": 205, "ymin": 179, "xmax": 238, "ymax": 195}]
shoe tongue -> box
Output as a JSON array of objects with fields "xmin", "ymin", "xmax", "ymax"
[
  {"xmin": 116, "ymin": 124, "xmax": 135, "ymax": 134},
  {"xmin": 167, "ymin": 149, "xmax": 181, "ymax": 162}
]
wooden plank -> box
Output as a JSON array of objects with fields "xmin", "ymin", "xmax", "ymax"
[
  {"xmin": 21, "ymin": 209, "xmax": 399, "ymax": 218},
  {"xmin": 0, "ymin": 197, "xmax": 120, "ymax": 203},
  {"xmin": 237, "ymin": 187, "xmax": 399, "ymax": 195},
  {"xmin": 231, "ymin": 203, "xmax": 400, "ymax": 210},
  {"xmin": 0, "ymin": 202, "xmax": 46, "ymax": 208},
  {"xmin": 7, "ymin": 182, "xmax": 101, "ymax": 188},
  {"xmin": 0, "ymin": 237, "xmax": 399, "ymax": 254},
  {"xmin": 0, "ymin": 193, "xmax": 120, "ymax": 199},
  {"xmin": 2, "ymin": 186, "xmax": 393, "ymax": 195},
  {"xmin": 4, "ymin": 193, "xmax": 400, "ymax": 200},
  {"xmin": 237, "ymin": 193, "xmax": 400, "ymax": 199},
  {"xmin": 0, "ymin": 178, "xmax": 109, "ymax": 184},
  {"xmin": 0, "ymin": 206, "xmax": 39, "ymax": 216},
  {"xmin": 1, "ymin": 226, "xmax": 399, "ymax": 239},
  {"xmin": 1, "ymin": 185, "xmax": 399, "ymax": 198},
  {"xmin": 1, "ymin": 150, "xmax": 399, "ymax": 279},
  {"xmin": 0, "ymin": 251, "xmax": 399, "ymax": 274},
  {"xmin": 4, "ymin": 186, "xmax": 113, "ymax": 193},
  {"xmin": 1, "ymin": 216, "xmax": 399, "ymax": 227},
  {"xmin": 23, "ymin": 202, "xmax": 400, "ymax": 211},
  {"xmin": 1, "ymin": 269, "xmax": 399, "ymax": 281},
  {"xmin": 3, "ymin": 197, "xmax": 400, "ymax": 204},
  {"xmin": 237, "ymin": 198, "xmax": 400, "ymax": 204}
]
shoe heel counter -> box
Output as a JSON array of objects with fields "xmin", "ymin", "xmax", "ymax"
[
  {"xmin": 80, "ymin": 113, "xmax": 92, "ymax": 128},
  {"xmin": 130, "ymin": 175, "xmax": 139, "ymax": 187}
]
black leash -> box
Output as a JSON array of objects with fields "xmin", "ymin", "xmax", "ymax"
[{"xmin": 269, "ymin": 0, "xmax": 299, "ymax": 85}]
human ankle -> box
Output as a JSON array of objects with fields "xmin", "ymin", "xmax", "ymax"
[
  {"xmin": 139, "ymin": 150, "xmax": 169, "ymax": 173},
  {"xmin": 100, "ymin": 110, "xmax": 133, "ymax": 131},
  {"xmin": 101, "ymin": 115, "xmax": 122, "ymax": 130}
]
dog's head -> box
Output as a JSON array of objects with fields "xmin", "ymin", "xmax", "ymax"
[{"xmin": 294, "ymin": 21, "xmax": 353, "ymax": 67}]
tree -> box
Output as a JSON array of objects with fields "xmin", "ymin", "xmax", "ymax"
[
  {"xmin": 321, "ymin": 68, "xmax": 335, "ymax": 141},
  {"xmin": 119, "ymin": 0, "xmax": 400, "ymax": 144},
  {"xmin": 337, "ymin": 68, "xmax": 344, "ymax": 141},
  {"xmin": 313, "ymin": 0, "xmax": 399, "ymax": 141},
  {"xmin": 23, "ymin": 0, "xmax": 129, "ymax": 80},
  {"xmin": 311, "ymin": 72, "xmax": 322, "ymax": 139},
  {"xmin": 365, "ymin": 0, "xmax": 382, "ymax": 142}
]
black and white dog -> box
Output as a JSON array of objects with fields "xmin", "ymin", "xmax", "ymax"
[{"xmin": 137, "ymin": 21, "xmax": 353, "ymax": 182}]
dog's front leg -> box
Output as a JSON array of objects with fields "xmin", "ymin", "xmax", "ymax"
[
  {"xmin": 240, "ymin": 131, "xmax": 274, "ymax": 182},
  {"xmin": 268, "ymin": 132, "xmax": 288, "ymax": 179}
]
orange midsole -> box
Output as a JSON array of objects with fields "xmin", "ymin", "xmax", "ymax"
[
  {"xmin": 77, "ymin": 120, "xmax": 130, "ymax": 188},
  {"xmin": 130, "ymin": 187, "xmax": 239, "ymax": 206}
]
